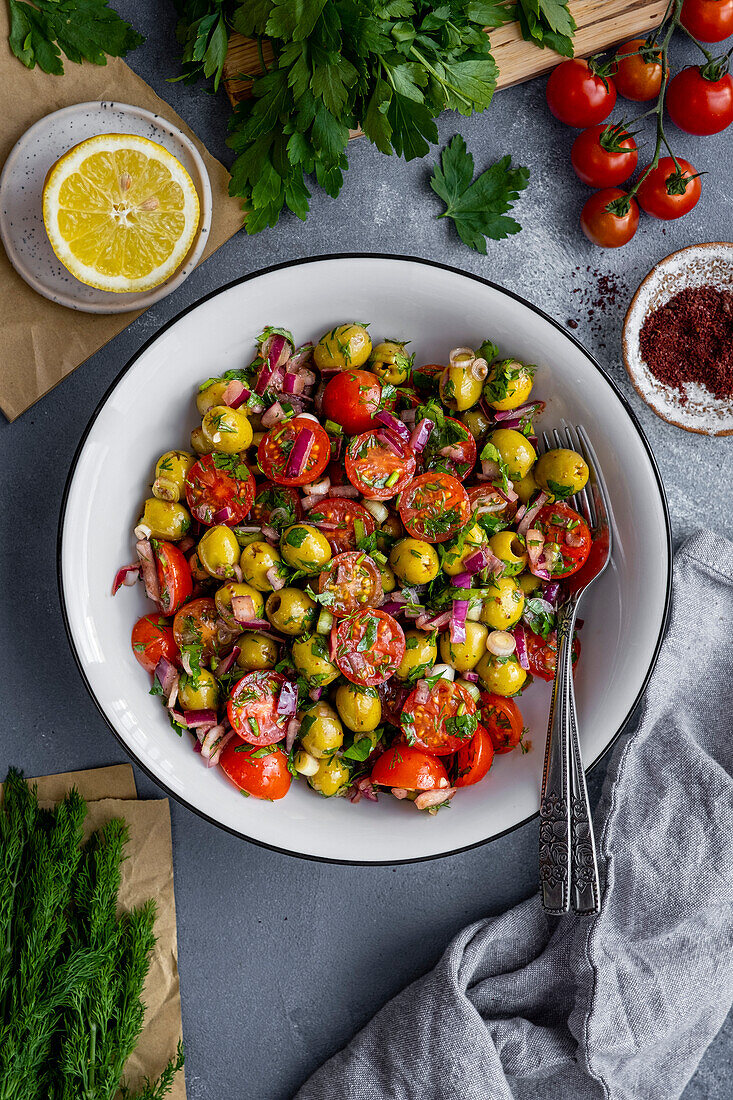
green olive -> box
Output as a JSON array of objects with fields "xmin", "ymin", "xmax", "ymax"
[
  {"xmin": 462, "ymin": 407, "xmax": 493, "ymax": 447},
  {"xmin": 441, "ymin": 521, "xmax": 486, "ymax": 577},
  {"xmin": 378, "ymin": 563, "xmax": 397, "ymax": 594},
  {"xmin": 291, "ymin": 634, "xmax": 339, "ymax": 688},
  {"xmin": 308, "ymin": 756, "xmax": 351, "ymax": 797},
  {"xmin": 178, "ymin": 668, "xmax": 219, "ymax": 710},
  {"xmin": 335, "ymin": 683, "xmax": 381, "ymax": 732},
  {"xmin": 197, "ymin": 525, "xmax": 241, "ymax": 580},
  {"xmin": 265, "ymin": 588, "xmax": 317, "ymax": 635},
  {"xmin": 480, "ymin": 576, "xmax": 525, "ymax": 630},
  {"xmin": 280, "ymin": 524, "xmax": 332, "ymax": 573},
  {"xmin": 138, "ymin": 498, "xmax": 190, "ymax": 541},
  {"xmin": 153, "ymin": 450, "xmax": 194, "ymax": 502},
  {"xmin": 201, "ymin": 406, "xmax": 253, "ymax": 453},
  {"xmin": 475, "ymin": 652, "xmax": 527, "ymax": 696},
  {"xmin": 239, "ymin": 541, "xmax": 283, "ymax": 591},
  {"xmin": 299, "ymin": 701, "xmax": 343, "ymax": 758},
  {"xmin": 313, "ymin": 324, "xmax": 372, "ymax": 370},
  {"xmin": 439, "ymin": 621, "xmax": 488, "ymax": 672},
  {"xmin": 389, "ymin": 538, "xmax": 440, "ymax": 584},
  {"xmin": 483, "ymin": 359, "xmax": 535, "ymax": 411},
  {"xmin": 236, "ymin": 631, "xmax": 279, "ymax": 672},
  {"xmin": 439, "ymin": 359, "xmax": 483, "ymax": 412},
  {"xmin": 517, "ymin": 571, "xmax": 542, "ymax": 596},
  {"xmin": 368, "ymin": 340, "xmax": 412, "ymax": 385},
  {"xmin": 196, "ymin": 380, "xmax": 228, "ymax": 416},
  {"xmin": 395, "ymin": 630, "xmax": 438, "ymax": 682},
  {"xmin": 534, "ymin": 448, "xmax": 589, "ymax": 499},
  {"xmin": 488, "ymin": 531, "xmax": 528, "ymax": 576},
  {"xmin": 190, "ymin": 426, "xmax": 214, "ymax": 455},
  {"xmin": 513, "ymin": 470, "xmax": 539, "ymax": 504},
  {"xmin": 376, "ymin": 513, "xmax": 405, "ymax": 554},
  {"xmin": 488, "ymin": 429, "xmax": 537, "ymax": 481},
  {"xmin": 215, "ymin": 581, "xmax": 264, "ymax": 622}
]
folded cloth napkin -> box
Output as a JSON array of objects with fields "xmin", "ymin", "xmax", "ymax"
[{"xmin": 296, "ymin": 530, "xmax": 733, "ymax": 1100}]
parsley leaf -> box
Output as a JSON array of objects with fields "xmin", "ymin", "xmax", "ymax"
[
  {"xmin": 430, "ymin": 135, "xmax": 530, "ymax": 253},
  {"xmin": 8, "ymin": 0, "xmax": 143, "ymax": 74},
  {"xmin": 515, "ymin": 0, "xmax": 576, "ymax": 59}
]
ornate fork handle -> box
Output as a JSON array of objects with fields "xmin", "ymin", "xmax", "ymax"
[{"xmin": 568, "ymin": 686, "xmax": 601, "ymax": 914}]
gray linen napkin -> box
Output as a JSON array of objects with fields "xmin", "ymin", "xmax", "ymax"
[{"xmin": 296, "ymin": 530, "xmax": 733, "ymax": 1100}]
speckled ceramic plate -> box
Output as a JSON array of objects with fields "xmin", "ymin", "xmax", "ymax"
[
  {"xmin": 622, "ymin": 243, "xmax": 733, "ymax": 437},
  {"xmin": 0, "ymin": 101, "xmax": 212, "ymax": 314}
]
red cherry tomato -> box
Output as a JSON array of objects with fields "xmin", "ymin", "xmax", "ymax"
[
  {"xmin": 257, "ymin": 416, "xmax": 331, "ymax": 487},
  {"xmin": 401, "ymin": 679, "xmax": 477, "ymax": 756},
  {"xmin": 467, "ymin": 483, "xmax": 517, "ymax": 524},
  {"xmin": 317, "ymin": 551, "xmax": 383, "ymax": 618},
  {"xmin": 185, "ymin": 454, "xmax": 255, "ymax": 526},
  {"xmin": 420, "ymin": 415, "xmax": 476, "ymax": 481},
  {"xmin": 153, "ymin": 541, "xmax": 193, "ymax": 615},
  {"xmin": 332, "ymin": 610, "xmax": 405, "ymax": 686},
  {"xmin": 227, "ymin": 671, "xmax": 290, "ymax": 745},
  {"xmin": 546, "ymin": 59, "xmax": 617, "ymax": 127},
  {"xmin": 305, "ymin": 497, "xmax": 376, "ymax": 554},
  {"xmin": 454, "ymin": 724, "xmax": 494, "ymax": 786},
  {"xmin": 580, "ymin": 188, "xmax": 639, "ymax": 248},
  {"xmin": 530, "ymin": 502, "xmax": 592, "ymax": 578},
  {"xmin": 371, "ymin": 745, "xmax": 450, "ymax": 791},
  {"xmin": 172, "ymin": 597, "xmax": 219, "ymax": 657},
  {"xmin": 248, "ymin": 483, "xmax": 302, "ymax": 529},
  {"xmin": 321, "ymin": 369, "xmax": 389, "ymax": 434},
  {"xmin": 398, "ymin": 471, "xmax": 470, "ymax": 543},
  {"xmin": 376, "ymin": 677, "xmax": 411, "ymax": 726},
  {"xmin": 637, "ymin": 157, "xmax": 702, "ymax": 220},
  {"xmin": 525, "ymin": 629, "xmax": 581, "ymax": 682},
  {"xmin": 218, "ymin": 740, "xmax": 292, "ymax": 800},
  {"xmin": 131, "ymin": 614, "xmax": 178, "ymax": 674},
  {"xmin": 613, "ymin": 39, "xmax": 666, "ymax": 101},
  {"xmin": 479, "ymin": 693, "xmax": 525, "ymax": 753},
  {"xmin": 666, "ymin": 66, "xmax": 733, "ymax": 135},
  {"xmin": 571, "ymin": 124, "xmax": 638, "ymax": 187},
  {"xmin": 344, "ymin": 430, "xmax": 416, "ymax": 501},
  {"xmin": 680, "ymin": 0, "xmax": 733, "ymax": 42}
]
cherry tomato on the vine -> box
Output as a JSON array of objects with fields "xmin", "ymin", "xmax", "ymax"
[
  {"xmin": 613, "ymin": 39, "xmax": 666, "ymax": 102},
  {"xmin": 666, "ymin": 66, "xmax": 733, "ymax": 135},
  {"xmin": 546, "ymin": 59, "xmax": 617, "ymax": 127},
  {"xmin": 571, "ymin": 124, "xmax": 638, "ymax": 187},
  {"xmin": 637, "ymin": 157, "xmax": 702, "ymax": 220},
  {"xmin": 680, "ymin": 0, "xmax": 733, "ymax": 43},
  {"xmin": 580, "ymin": 188, "xmax": 639, "ymax": 248}
]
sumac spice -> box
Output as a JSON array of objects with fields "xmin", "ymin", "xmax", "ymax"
[{"xmin": 639, "ymin": 286, "xmax": 733, "ymax": 402}]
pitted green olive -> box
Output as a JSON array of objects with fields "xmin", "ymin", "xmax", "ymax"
[
  {"xmin": 236, "ymin": 631, "xmax": 279, "ymax": 672},
  {"xmin": 475, "ymin": 652, "xmax": 527, "ymax": 696},
  {"xmin": 265, "ymin": 588, "xmax": 317, "ymax": 635},
  {"xmin": 239, "ymin": 541, "xmax": 283, "ymax": 591},
  {"xmin": 201, "ymin": 406, "xmax": 253, "ymax": 453},
  {"xmin": 441, "ymin": 521, "xmax": 486, "ymax": 577},
  {"xmin": 488, "ymin": 428, "xmax": 537, "ymax": 482},
  {"xmin": 291, "ymin": 634, "xmax": 339, "ymax": 688},
  {"xmin": 439, "ymin": 621, "xmax": 488, "ymax": 672},
  {"xmin": 153, "ymin": 450, "xmax": 194, "ymax": 502},
  {"xmin": 489, "ymin": 531, "xmax": 528, "ymax": 576},
  {"xmin": 534, "ymin": 448, "xmax": 589, "ymax": 499},
  {"xmin": 517, "ymin": 571, "xmax": 542, "ymax": 596},
  {"xmin": 369, "ymin": 340, "xmax": 412, "ymax": 385},
  {"xmin": 389, "ymin": 538, "xmax": 440, "ymax": 584},
  {"xmin": 280, "ymin": 524, "xmax": 332, "ymax": 573},
  {"xmin": 483, "ymin": 359, "xmax": 535, "ymax": 411},
  {"xmin": 138, "ymin": 499, "xmax": 190, "ymax": 541},
  {"xmin": 335, "ymin": 683, "xmax": 382, "ymax": 732},
  {"xmin": 197, "ymin": 525, "xmax": 241, "ymax": 579},
  {"xmin": 376, "ymin": 513, "xmax": 405, "ymax": 553},
  {"xmin": 308, "ymin": 757, "xmax": 350, "ymax": 797},
  {"xmin": 513, "ymin": 469, "xmax": 539, "ymax": 504},
  {"xmin": 190, "ymin": 426, "xmax": 214, "ymax": 455},
  {"xmin": 178, "ymin": 668, "xmax": 219, "ymax": 710},
  {"xmin": 480, "ymin": 576, "xmax": 525, "ymax": 629},
  {"xmin": 462, "ymin": 407, "xmax": 492, "ymax": 446},
  {"xmin": 439, "ymin": 359, "xmax": 483, "ymax": 412},
  {"xmin": 215, "ymin": 581, "xmax": 264, "ymax": 622},
  {"xmin": 395, "ymin": 630, "xmax": 438, "ymax": 682},
  {"xmin": 299, "ymin": 701, "xmax": 343, "ymax": 758},
  {"xmin": 378, "ymin": 563, "xmax": 397, "ymax": 594},
  {"xmin": 196, "ymin": 380, "xmax": 228, "ymax": 416},
  {"xmin": 313, "ymin": 324, "xmax": 372, "ymax": 370}
]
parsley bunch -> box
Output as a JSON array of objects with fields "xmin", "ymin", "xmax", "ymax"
[{"xmin": 8, "ymin": 0, "xmax": 144, "ymax": 74}]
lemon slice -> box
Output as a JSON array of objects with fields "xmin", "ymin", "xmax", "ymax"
[{"xmin": 42, "ymin": 134, "xmax": 200, "ymax": 294}]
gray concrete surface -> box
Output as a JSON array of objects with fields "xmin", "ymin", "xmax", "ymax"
[{"xmin": 1, "ymin": 5, "xmax": 731, "ymax": 1097}]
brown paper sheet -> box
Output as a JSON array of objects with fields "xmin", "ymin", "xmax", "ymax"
[
  {"xmin": 4, "ymin": 764, "xmax": 186, "ymax": 1100},
  {"xmin": 0, "ymin": 8, "xmax": 244, "ymax": 422}
]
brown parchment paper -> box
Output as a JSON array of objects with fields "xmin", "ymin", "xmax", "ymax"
[
  {"xmin": 0, "ymin": 6, "xmax": 244, "ymax": 422},
  {"xmin": 13, "ymin": 764, "xmax": 186, "ymax": 1100}
]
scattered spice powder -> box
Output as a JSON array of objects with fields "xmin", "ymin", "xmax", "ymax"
[{"xmin": 639, "ymin": 286, "xmax": 733, "ymax": 404}]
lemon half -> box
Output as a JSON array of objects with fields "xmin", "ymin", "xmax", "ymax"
[{"xmin": 42, "ymin": 134, "xmax": 200, "ymax": 294}]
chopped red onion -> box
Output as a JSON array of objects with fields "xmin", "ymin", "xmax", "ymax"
[
  {"xmin": 261, "ymin": 525, "xmax": 279, "ymax": 544},
  {"xmin": 493, "ymin": 400, "xmax": 545, "ymax": 423},
  {"xmin": 415, "ymin": 788, "xmax": 456, "ymax": 811},
  {"xmin": 470, "ymin": 357, "xmax": 489, "ymax": 381},
  {"xmin": 261, "ymin": 401, "xmax": 288, "ymax": 428},
  {"xmin": 401, "ymin": 407, "xmax": 417, "ymax": 426},
  {"xmin": 450, "ymin": 600, "xmax": 468, "ymax": 644},
  {"xmin": 462, "ymin": 671, "xmax": 479, "ymax": 683},
  {"xmin": 391, "ymin": 788, "xmax": 409, "ymax": 800},
  {"xmin": 112, "ymin": 562, "xmax": 140, "ymax": 595},
  {"xmin": 205, "ymin": 727, "xmax": 236, "ymax": 768},
  {"xmin": 415, "ymin": 610, "xmax": 451, "ymax": 631},
  {"xmin": 266, "ymin": 567, "xmax": 285, "ymax": 591},
  {"xmin": 353, "ymin": 776, "xmax": 378, "ymax": 803},
  {"xmin": 513, "ymin": 625, "xmax": 530, "ymax": 670},
  {"xmin": 479, "ymin": 397, "xmax": 494, "ymax": 421},
  {"xmin": 231, "ymin": 595, "xmax": 256, "ymax": 622},
  {"xmin": 214, "ymin": 646, "xmax": 241, "ymax": 677},
  {"xmin": 463, "ymin": 548, "xmax": 489, "ymax": 574},
  {"xmin": 236, "ymin": 618, "xmax": 271, "ymax": 631},
  {"xmin": 283, "ymin": 371, "xmax": 305, "ymax": 396},
  {"xmin": 135, "ymin": 539, "xmax": 160, "ymax": 604},
  {"xmin": 517, "ymin": 491, "xmax": 548, "ymax": 537},
  {"xmin": 285, "ymin": 427, "xmax": 314, "ymax": 479},
  {"xmin": 409, "ymin": 418, "xmax": 433, "ymax": 454},
  {"xmin": 254, "ymin": 357, "xmax": 276, "ymax": 395},
  {"xmin": 375, "ymin": 411, "xmax": 411, "ymax": 444},
  {"xmin": 213, "ymin": 506, "xmax": 235, "ymax": 524},
  {"xmin": 451, "ymin": 572, "xmax": 473, "ymax": 588},
  {"xmin": 440, "ymin": 444, "xmax": 466, "ymax": 462},
  {"xmin": 169, "ymin": 708, "xmax": 187, "ymax": 726},
  {"xmin": 481, "ymin": 458, "xmax": 500, "ymax": 479},
  {"xmin": 329, "ymin": 629, "xmax": 337, "ymax": 662},
  {"xmin": 221, "ymin": 379, "xmax": 248, "ymax": 408},
  {"xmin": 277, "ymin": 680, "xmax": 299, "ymax": 717},
  {"xmin": 566, "ymin": 528, "xmax": 585, "ymax": 548},
  {"xmin": 380, "ymin": 601, "xmax": 404, "ymax": 616},
  {"xmin": 261, "ymin": 333, "xmax": 292, "ymax": 372},
  {"xmin": 183, "ymin": 709, "xmax": 219, "ymax": 728},
  {"xmin": 314, "ymin": 381, "xmax": 326, "ymax": 415},
  {"xmin": 376, "ymin": 430, "xmax": 404, "ymax": 458},
  {"xmin": 309, "ymin": 687, "xmax": 323, "ymax": 702},
  {"xmin": 543, "ymin": 582, "xmax": 561, "ymax": 605},
  {"xmin": 414, "ymin": 679, "xmax": 430, "ymax": 705},
  {"xmin": 496, "ymin": 483, "xmax": 519, "ymax": 504},
  {"xmin": 178, "ymin": 536, "xmax": 195, "ymax": 553},
  {"xmin": 285, "ymin": 717, "xmax": 301, "ymax": 752},
  {"xmin": 290, "ymin": 342, "xmax": 314, "ymax": 369},
  {"xmin": 303, "ymin": 475, "xmax": 330, "ymax": 498},
  {"xmin": 154, "ymin": 656, "xmax": 178, "ymax": 698},
  {"xmin": 192, "ymin": 739, "xmax": 202, "ymax": 754},
  {"xmin": 328, "ymin": 484, "xmax": 359, "ymax": 498},
  {"xmin": 526, "ymin": 529, "xmax": 551, "ymax": 580}
]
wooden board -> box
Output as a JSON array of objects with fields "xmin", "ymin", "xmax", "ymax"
[{"xmin": 223, "ymin": 0, "xmax": 668, "ymax": 108}]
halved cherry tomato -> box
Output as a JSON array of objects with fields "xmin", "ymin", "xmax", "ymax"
[
  {"xmin": 612, "ymin": 39, "xmax": 666, "ymax": 102},
  {"xmin": 370, "ymin": 745, "xmax": 450, "ymax": 791},
  {"xmin": 571, "ymin": 124, "xmax": 638, "ymax": 187},
  {"xmin": 479, "ymin": 693, "xmax": 525, "ymax": 753},
  {"xmin": 317, "ymin": 551, "xmax": 383, "ymax": 617},
  {"xmin": 258, "ymin": 417, "xmax": 331, "ymax": 487},
  {"xmin": 227, "ymin": 671, "xmax": 289, "ymax": 745},
  {"xmin": 580, "ymin": 188, "xmax": 639, "ymax": 248},
  {"xmin": 173, "ymin": 597, "xmax": 219, "ymax": 657},
  {"xmin": 546, "ymin": 59, "xmax": 617, "ymax": 127},
  {"xmin": 131, "ymin": 614, "xmax": 178, "ymax": 674},
  {"xmin": 345, "ymin": 430, "xmax": 416, "ymax": 500},
  {"xmin": 321, "ymin": 369, "xmax": 390, "ymax": 434},
  {"xmin": 248, "ymin": 483, "xmax": 302, "ymax": 529},
  {"xmin": 218, "ymin": 739, "xmax": 292, "ymax": 800},
  {"xmin": 454, "ymin": 724, "xmax": 494, "ymax": 785},
  {"xmin": 332, "ymin": 610, "xmax": 405, "ymax": 686},
  {"xmin": 467, "ymin": 483, "xmax": 517, "ymax": 523},
  {"xmin": 377, "ymin": 677, "xmax": 411, "ymax": 726},
  {"xmin": 154, "ymin": 541, "xmax": 193, "ymax": 615},
  {"xmin": 666, "ymin": 67, "xmax": 733, "ymax": 135},
  {"xmin": 401, "ymin": 679, "xmax": 477, "ymax": 756},
  {"xmin": 525, "ymin": 629, "xmax": 581, "ymax": 682},
  {"xmin": 185, "ymin": 454, "xmax": 255, "ymax": 526},
  {"xmin": 420, "ymin": 415, "xmax": 476, "ymax": 481},
  {"xmin": 637, "ymin": 157, "xmax": 702, "ymax": 220},
  {"xmin": 399, "ymin": 471, "xmax": 470, "ymax": 543},
  {"xmin": 305, "ymin": 497, "xmax": 376, "ymax": 554},
  {"xmin": 530, "ymin": 502, "xmax": 591, "ymax": 578},
  {"xmin": 681, "ymin": 0, "xmax": 733, "ymax": 43}
]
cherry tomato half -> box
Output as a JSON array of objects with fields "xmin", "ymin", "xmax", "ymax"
[
  {"xmin": 173, "ymin": 597, "xmax": 219, "ymax": 657},
  {"xmin": 248, "ymin": 483, "xmax": 302, "ymax": 529},
  {"xmin": 479, "ymin": 693, "xmax": 525, "ymax": 753},
  {"xmin": 258, "ymin": 416, "xmax": 331, "ymax": 487},
  {"xmin": 377, "ymin": 677, "xmax": 411, "ymax": 727},
  {"xmin": 218, "ymin": 740, "xmax": 292, "ymax": 800},
  {"xmin": 580, "ymin": 188, "xmax": 639, "ymax": 248},
  {"xmin": 531, "ymin": 502, "xmax": 591, "ymax": 578},
  {"xmin": 546, "ymin": 59, "xmax": 617, "ymax": 127},
  {"xmin": 227, "ymin": 671, "xmax": 289, "ymax": 745},
  {"xmin": 454, "ymin": 724, "xmax": 494, "ymax": 786},
  {"xmin": 154, "ymin": 541, "xmax": 193, "ymax": 615},
  {"xmin": 637, "ymin": 157, "xmax": 702, "ymax": 220},
  {"xmin": 420, "ymin": 415, "xmax": 477, "ymax": 481},
  {"xmin": 467, "ymin": 483, "xmax": 517, "ymax": 524},
  {"xmin": 398, "ymin": 471, "xmax": 470, "ymax": 543},
  {"xmin": 525, "ymin": 629, "xmax": 581, "ymax": 682},
  {"xmin": 305, "ymin": 497, "xmax": 376, "ymax": 555},
  {"xmin": 401, "ymin": 679, "xmax": 477, "ymax": 756},
  {"xmin": 332, "ymin": 610, "xmax": 405, "ymax": 686},
  {"xmin": 321, "ymin": 369, "xmax": 389, "ymax": 434},
  {"xmin": 345, "ymin": 430, "xmax": 416, "ymax": 501},
  {"xmin": 666, "ymin": 67, "xmax": 733, "ymax": 135},
  {"xmin": 131, "ymin": 614, "xmax": 178, "ymax": 674},
  {"xmin": 681, "ymin": 0, "xmax": 733, "ymax": 42},
  {"xmin": 571, "ymin": 124, "xmax": 638, "ymax": 188},
  {"xmin": 186, "ymin": 454, "xmax": 255, "ymax": 526},
  {"xmin": 613, "ymin": 39, "xmax": 666, "ymax": 102},
  {"xmin": 317, "ymin": 551, "xmax": 383, "ymax": 618},
  {"xmin": 370, "ymin": 745, "xmax": 450, "ymax": 791}
]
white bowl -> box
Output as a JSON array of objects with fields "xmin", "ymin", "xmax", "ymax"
[{"xmin": 59, "ymin": 256, "xmax": 671, "ymax": 864}]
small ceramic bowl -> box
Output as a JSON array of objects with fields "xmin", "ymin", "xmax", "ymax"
[
  {"xmin": 0, "ymin": 101, "xmax": 212, "ymax": 315},
  {"xmin": 622, "ymin": 242, "xmax": 733, "ymax": 437}
]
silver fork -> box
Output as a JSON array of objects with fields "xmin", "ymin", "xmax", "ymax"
[{"xmin": 538, "ymin": 424, "xmax": 612, "ymax": 915}]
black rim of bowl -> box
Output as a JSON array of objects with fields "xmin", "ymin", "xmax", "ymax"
[{"xmin": 57, "ymin": 253, "xmax": 674, "ymax": 867}]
